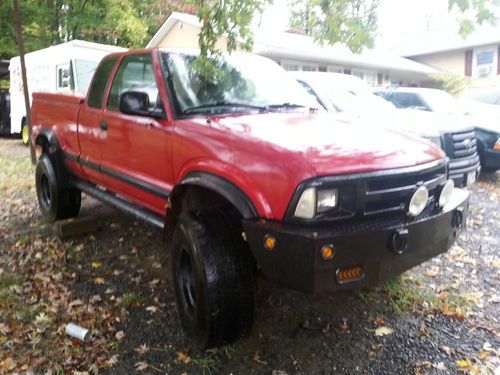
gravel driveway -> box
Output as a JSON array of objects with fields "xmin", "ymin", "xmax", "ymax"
[{"xmin": 0, "ymin": 138, "xmax": 498, "ymax": 374}]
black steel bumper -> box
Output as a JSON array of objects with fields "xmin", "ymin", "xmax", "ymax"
[
  {"xmin": 243, "ymin": 189, "xmax": 469, "ymax": 293},
  {"xmin": 482, "ymin": 149, "xmax": 500, "ymax": 170}
]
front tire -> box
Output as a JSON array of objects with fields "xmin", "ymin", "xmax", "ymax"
[
  {"xmin": 35, "ymin": 154, "xmax": 81, "ymax": 221},
  {"xmin": 170, "ymin": 209, "xmax": 255, "ymax": 349}
]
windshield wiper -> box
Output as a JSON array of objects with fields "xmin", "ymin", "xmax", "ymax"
[
  {"xmin": 266, "ymin": 103, "xmax": 318, "ymax": 112},
  {"xmin": 183, "ymin": 102, "xmax": 267, "ymax": 114}
]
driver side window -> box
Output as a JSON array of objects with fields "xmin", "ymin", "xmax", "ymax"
[{"xmin": 107, "ymin": 54, "xmax": 161, "ymax": 112}]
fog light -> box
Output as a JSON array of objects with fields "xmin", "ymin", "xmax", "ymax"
[
  {"xmin": 336, "ymin": 266, "xmax": 364, "ymax": 284},
  {"xmin": 408, "ymin": 186, "xmax": 429, "ymax": 216},
  {"xmin": 321, "ymin": 244, "xmax": 335, "ymax": 260},
  {"xmin": 438, "ymin": 179, "xmax": 454, "ymax": 207},
  {"xmin": 263, "ymin": 235, "xmax": 276, "ymax": 250}
]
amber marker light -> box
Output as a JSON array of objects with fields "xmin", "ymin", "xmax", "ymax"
[
  {"xmin": 336, "ymin": 266, "xmax": 365, "ymax": 284},
  {"xmin": 263, "ymin": 235, "xmax": 276, "ymax": 250},
  {"xmin": 321, "ymin": 244, "xmax": 335, "ymax": 260}
]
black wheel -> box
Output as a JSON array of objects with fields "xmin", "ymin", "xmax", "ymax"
[
  {"xmin": 170, "ymin": 209, "xmax": 255, "ymax": 349},
  {"xmin": 21, "ymin": 119, "xmax": 29, "ymax": 146},
  {"xmin": 35, "ymin": 154, "xmax": 81, "ymax": 221}
]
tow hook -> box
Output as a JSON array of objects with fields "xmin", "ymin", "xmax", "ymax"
[
  {"xmin": 391, "ymin": 228, "xmax": 409, "ymax": 254},
  {"xmin": 453, "ymin": 207, "xmax": 464, "ymax": 229}
]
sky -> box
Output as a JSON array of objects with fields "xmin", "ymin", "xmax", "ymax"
[{"xmin": 258, "ymin": 0, "xmax": 480, "ymax": 50}]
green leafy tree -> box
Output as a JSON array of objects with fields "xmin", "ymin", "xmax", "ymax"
[
  {"xmin": 188, "ymin": 0, "xmax": 270, "ymax": 77},
  {"xmin": 289, "ymin": 0, "xmax": 380, "ymax": 53},
  {"xmin": 449, "ymin": 0, "xmax": 500, "ymax": 37},
  {"xmin": 0, "ymin": 0, "xmax": 182, "ymax": 59}
]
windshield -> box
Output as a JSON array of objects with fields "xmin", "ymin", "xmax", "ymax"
[
  {"xmin": 421, "ymin": 90, "xmax": 458, "ymax": 113},
  {"xmin": 161, "ymin": 52, "xmax": 320, "ymax": 115}
]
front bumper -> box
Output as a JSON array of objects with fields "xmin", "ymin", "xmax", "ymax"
[
  {"xmin": 482, "ymin": 149, "xmax": 500, "ymax": 170},
  {"xmin": 243, "ymin": 188, "xmax": 469, "ymax": 293},
  {"xmin": 448, "ymin": 156, "xmax": 481, "ymax": 187}
]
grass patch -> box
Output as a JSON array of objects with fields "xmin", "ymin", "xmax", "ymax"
[
  {"xmin": 0, "ymin": 274, "xmax": 23, "ymax": 289},
  {"xmin": 362, "ymin": 275, "xmax": 476, "ymax": 318},
  {"xmin": 119, "ymin": 292, "xmax": 145, "ymax": 308},
  {"xmin": 191, "ymin": 355, "xmax": 218, "ymax": 375}
]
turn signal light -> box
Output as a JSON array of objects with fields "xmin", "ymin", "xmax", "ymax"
[
  {"xmin": 494, "ymin": 144, "xmax": 500, "ymax": 151},
  {"xmin": 321, "ymin": 244, "xmax": 335, "ymax": 260},
  {"xmin": 336, "ymin": 266, "xmax": 364, "ymax": 284},
  {"xmin": 263, "ymin": 235, "xmax": 276, "ymax": 250}
]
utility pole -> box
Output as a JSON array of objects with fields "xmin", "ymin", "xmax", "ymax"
[{"xmin": 13, "ymin": 0, "xmax": 36, "ymax": 165}]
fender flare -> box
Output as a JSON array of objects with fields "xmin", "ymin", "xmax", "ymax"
[
  {"xmin": 34, "ymin": 128, "xmax": 70, "ymax": 185},
  {"xmin": 165, "ymin": 171, "xmax": 259, "ymax": 235},
  {"xmin": 35, "ymin": 128, "xmax": 61, "ymax": 151}
]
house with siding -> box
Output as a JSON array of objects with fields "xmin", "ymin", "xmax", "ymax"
[
  {"xmin": 147, "ymin": 12, "xmax": 438, "ymax": 87},
  {"xmin": 391, "ymin": 24, "xmax": 500, "ymax": 88}
]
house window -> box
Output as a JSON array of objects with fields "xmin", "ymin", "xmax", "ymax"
[
  {"xmin": 56, "ymin": 64, "xmax": 72, "ymax": 90},
  {"xmin": 327, "ymin": 65, "xmax": 343, "ymax": 73},
  {"xmin": 281, "ymin": 59, "xmax": 318, "ymax": 72},
  {"xmin": 472, "ymin": 46, "xmax": 498, "ymax": 78},
  {"xmin": 352, "ymin": 68, "xmax": 378, "ymax": 85}
]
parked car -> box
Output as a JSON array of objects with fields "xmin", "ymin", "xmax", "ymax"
[
  {"xmin": 374, "ymin": 87, "xmax": 485, "ymax": 180},
  {"xmin": 31, "ymin": 49, "xmax": 469, "ymax": 349},
  {"xmin": 460, "ymin": 95, "xmax": 500, "ymax": 172},
  {"xmin": 465, "ymin": 88, "xmax": 500, "ymax": 106},
  {"xmin": 9, "ymin": 40, "xmax": 126, "ymax": 145},
  {"xmin": 292, "ymin": 72, "xmax": 480, "ymax": 187},
  {"xmin": 0, "ymin": 91, "xmax": 10, "ymax": 135}
]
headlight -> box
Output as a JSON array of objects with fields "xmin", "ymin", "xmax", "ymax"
[
  {"xmin": 425, "ymin": 136, "xmax": 442, "ymax": 149},
  {"xmin": 317, "ymin": 188, "xmax": 339, "ymax": 214},
  {"xmin": 294, "ymin": 187, "xmax": 316, "ymax": 219},
  {"xmin": 408, "ymin": 186, "xmax": 429, "ymax": 216},
  {"xmin": 294, "ymin": 187, "xmax": 339, "ymax": 219},
  {"xmin": 438, "ymin": 180, "xmax": 454, "ymax": 207}
]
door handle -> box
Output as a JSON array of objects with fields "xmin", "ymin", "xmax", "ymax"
[{"xmin": 100, "ymin": 121, "xmax": 108, "ymax": 131}]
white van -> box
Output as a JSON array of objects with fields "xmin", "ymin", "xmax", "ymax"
[{"xmin": 9, "ymin": 40, "xmax": 126, "ymax": 144}]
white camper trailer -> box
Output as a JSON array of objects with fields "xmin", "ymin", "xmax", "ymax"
[{"xmin": 9, "ymin": 40, "xmax": 126, "ymax": 144}]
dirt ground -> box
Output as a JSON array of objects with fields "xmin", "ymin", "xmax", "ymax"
[{"xmin": 0, "ymin": 138, "xmax": 499, "ymax": 375}]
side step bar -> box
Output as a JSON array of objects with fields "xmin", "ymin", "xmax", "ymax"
[{"xmin": 72, "ymin": 179, "xmax": 164, "ymax": 229}]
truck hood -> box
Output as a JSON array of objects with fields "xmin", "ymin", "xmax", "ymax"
[{"xmin": 212, "ymin": 111, "xmax": 444, "ymax": 176}]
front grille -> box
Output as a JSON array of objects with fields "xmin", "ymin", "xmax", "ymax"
[
  {"xmin": 446, "ymin": 130, "xmax": 478, "ymax": 158},
  {"xmin": 288, "ymin": 161, "xmax": 448, "ymax": 223},
  {"xmin": 442, "ymin": 130, "xmax": 480, "ymax": 181},
  {"xmin": 363, "ymin": 165, "xmax": 446, "ymax": 216}
]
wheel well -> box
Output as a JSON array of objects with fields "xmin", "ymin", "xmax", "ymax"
[
  {"xmin": 34, "ymin": 131, "xmax": 70, "ymax": 186},
  {"xmin": 165, "ymin": 185, "xmax": 247, "ymax": 237}
]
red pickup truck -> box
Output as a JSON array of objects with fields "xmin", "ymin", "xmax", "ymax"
[{"xmin": 31, "ymin": 49, "xmax": 469, "ymax": 349}]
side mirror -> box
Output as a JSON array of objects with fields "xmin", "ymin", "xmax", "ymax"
[{"xmin": 119, "ymin": 91, "xmax": 164, "ymax": 118}]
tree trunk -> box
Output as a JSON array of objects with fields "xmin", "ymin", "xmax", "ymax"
[{"xmin": 12, "ymin": 0, "xmax": 36, "ymax": 165}]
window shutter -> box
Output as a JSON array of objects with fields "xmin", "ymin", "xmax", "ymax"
[{"xmin": 465, "ymin": 49, "xmax": 473, "ymax": 76}]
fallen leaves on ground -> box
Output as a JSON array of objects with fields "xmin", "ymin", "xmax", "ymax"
[{"xmin": 374, "ymin": 326, "xmax": 394, "ymax": 336}]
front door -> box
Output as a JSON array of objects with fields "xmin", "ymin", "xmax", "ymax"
[{"xmin": 99, "ymin": 53, "xmax": 173, "ymax": 215}]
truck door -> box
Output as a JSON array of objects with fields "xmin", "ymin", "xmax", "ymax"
[
  {"xmin": 99, "ymin": 53, "xmax": 173, "ymax": 215},
  {"xmin": 77, "ymin": 55, "xmax": 118, "ymax": 186}
]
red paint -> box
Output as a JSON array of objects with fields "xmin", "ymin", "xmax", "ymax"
[{"xmin": 31, "ymin": 49, "xmax": 445, "ymax": 221}]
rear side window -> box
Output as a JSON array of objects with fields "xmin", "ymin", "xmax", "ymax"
[
  {"xmin": 87, "ymin": 56, "xmax": 118, "ymax": 109},
  {"xmin": 107, "ymin": 54, "xmax": 160, "ymax": 111}
]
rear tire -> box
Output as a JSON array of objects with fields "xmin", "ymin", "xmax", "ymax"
[
  {"xmin": 170, "ymin": 209, "xmax": 255, "ymax": 349},
  {"xmin": 35, "ymin": 154, "xmax": 81, "ymax": 222},
  {"xmin": 21, "ymin": 120, "xmax": 29, "ymax": 146}
]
